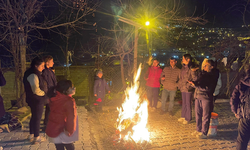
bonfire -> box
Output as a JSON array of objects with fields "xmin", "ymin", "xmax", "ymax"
[{"xmin": 116, "ymin": 64, "xmax": 150, "ymax": 145}]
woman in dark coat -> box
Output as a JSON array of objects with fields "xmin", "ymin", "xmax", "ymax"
[{"xmin": 23, "ymin": 57, "xmax": 47, "ymax": 144}]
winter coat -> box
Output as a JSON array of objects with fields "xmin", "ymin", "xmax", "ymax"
[
  {"xmin": 94, "ymin": 77, "xmax": 110, "ymax": 99},
  {"xmin": 0, "ymin": 71, "xmax": 6, "ymax": 118},
  {"xmin": 230, "ymin": 75, "xmax": 250, "ymax": 118},
  {"xmin": 178, "ymin": 64, "xmax": 197, "ymax": 92},
  {"xmin": 161, "ymin": 66, "xmax": 180, "ymax": 91},
  {"xmin": 23, "ymin": 68, "xmax": 47, "ymax": 106},
  {"xmin": 42, "ymin": 66, "xmax": 57, "ymax": 98},
  {"xmin": 193, "ymin": 71, "xmax": 218, "ymax": 101},
  {"xmin": 144, "ymin": 66, "xmax": 162, "ymax": 88},
  {"xmin": 46, "ymin": 91, "xmax": 77, "ymax": 138}
]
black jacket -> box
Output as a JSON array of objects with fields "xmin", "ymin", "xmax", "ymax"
[
  {"xmin": 42, "ymin": 66, "xmax": 57, "ymax": 97},
  {"xmin": 23, "ymin": 68, "xmax": 47, "ymax": 105}
]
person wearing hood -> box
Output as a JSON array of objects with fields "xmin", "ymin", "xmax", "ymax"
[
  {"xmin": 94, "ymin": 70, "xmax": 110, "ymax": 112},
  {"xmin": 230, "ymin": 64, "xmax": 250, "ymax": 150},
  {"xmin": 144, "ymin": 59, "xmax": 162, "ymax": 111},
  {"xmin": 46, "ymin": 80, "xmax": 78, "ymax": 150},
  {"xmin": 23, "ymin": 57, "xmax": 47, "ymax": 144}
]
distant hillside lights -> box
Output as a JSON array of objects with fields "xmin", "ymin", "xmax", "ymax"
[{"xmin": 159, "ymin": 63, "xmax": 165, "ymax": 66}]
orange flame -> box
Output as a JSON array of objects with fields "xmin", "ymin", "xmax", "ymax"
[{"xmin": 116, "ymin": 64, "xmax": 150, "ymax": 143}]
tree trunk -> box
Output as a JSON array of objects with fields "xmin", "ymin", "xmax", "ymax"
[
  {"xmin": 19, "ymin": 32, "xmax": 27, "ymax": 106},
  {"xmin": 120, "ymin": 54, "xmax": 126, "ymax": 90}
]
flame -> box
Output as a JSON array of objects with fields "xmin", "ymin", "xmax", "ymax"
[{"xmin": 116, "ymin": 64, "xmax": 150, "ymax": 143}]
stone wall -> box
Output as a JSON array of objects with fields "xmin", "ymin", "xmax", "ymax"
[{"xmin": 1, "ymin": 66, "xmax": 95, "ymax": 107}]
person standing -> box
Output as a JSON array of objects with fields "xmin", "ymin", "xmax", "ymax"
[
  {"xmin": 144, "ymin": 59, "xmax": 162, "ymax": 111},
  {"xmin": 189, "ymin": 60, "xmax": 217, "ymax": 139},
  {"xmin": 42, "ymin": 55, "xmax": 57, "ymax": 128},
  {"xmin": 23, "ymin": 57, "xmax": 47, "ymax": 144},
  {"xmin": 94, "ymin": 70, "xmax": 110, "ymax": 112},
  {"xmin": 160, "ymin": 57, "xmax": 180, "ymax": 116},
  {"xmin": 46, "ymin": 80, "xmax": 78, "ymax": 150},
  {"xmin": 178, "ymin": 54, "xmax": 196, "ymax": 124},
  {"xmin": 202, "ymin": 58, "xmax": 221, "ymax": 112},
  {"xmin": 230, "ymin": 64, "xmax": 250, "ymax": 150}
]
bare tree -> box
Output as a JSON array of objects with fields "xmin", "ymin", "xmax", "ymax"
[{"xmin": 0, "ymin": 0, "xmax": 98, "ymax": 107}]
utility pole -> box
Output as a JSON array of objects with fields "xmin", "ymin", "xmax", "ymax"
[{"xmin": 134, "ymin": 27, "xmax": 138, "ymax": 73}]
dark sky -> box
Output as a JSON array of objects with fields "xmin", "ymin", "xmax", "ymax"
[
  {"xmin": 184, "ymin": 0, "xmax": 248, "ymax": 27},
  {"xmin": 97, "ymin": 0, "xmax": 249, "ymax": 28}
]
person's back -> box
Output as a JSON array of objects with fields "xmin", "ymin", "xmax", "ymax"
[
  {"xmin": 46, "ymin": 91, "xmax": 76, "ymax": 138},
  {"xmin": 46, "ymin": 80, "xmax": 77, "ymax": 150}
]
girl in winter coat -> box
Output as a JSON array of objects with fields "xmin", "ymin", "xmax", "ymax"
[
  {"xmin": 144, "ymin": 59, "xmax": 162, "ymax": 111},
  {"xmin": 46, "ymin": 80, "xmax": 78, "ymax": 150},
  {"xmin": 94, "ymin": 70, "xmax": 110, "ymax": 112},
  {"xmin": 178, "ymin": 54, "xmax": 197, "ymax": 124}
]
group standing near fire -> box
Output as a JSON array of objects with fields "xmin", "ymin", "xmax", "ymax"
[
  {"xmin": 0, "ymin": 52, "xmax": 250, "ymax": 149},
  {"xmin": 145, "ymin": 54, "xmax": 224, "ymax": 139}
]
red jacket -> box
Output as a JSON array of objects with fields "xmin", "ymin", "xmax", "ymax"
[
  {"xmin": 45, "ymin": 91, "xmax": 77, "ymax": 138},
  {"xmin": 145, "ymin": 66, "xmax": 162, "ymax": 88}
]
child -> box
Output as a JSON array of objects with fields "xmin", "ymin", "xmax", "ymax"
[{"xmin": 94, "ymin": 70, "xmax": 110, "ymax": 112}]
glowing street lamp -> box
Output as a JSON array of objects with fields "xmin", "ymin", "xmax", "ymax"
[{"xmin": 145, "ymin": 21, "xmax": 150, "ymax": 26}]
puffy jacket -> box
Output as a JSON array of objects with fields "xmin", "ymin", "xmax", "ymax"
[
  {"xmin": 45, "ymin": 91, "xmax": 77, "ymax": 138},
  {"xmin": 23, "ymin": 68, "xmax": 47, "ymax": 106},
  {"xmin": 144, "ymin": 66, "xmax": 162, "ymax": 88},
  {"xmin": 230, "ymin": 75, "xmax": 250, "ymax": 119},
  {"xmin": 178, "ymin": 64, "xmax": 197, "ymax": 92},
  {"xmin": 161, "ymin": 66, "xmax": 180, "ymax": 91}
]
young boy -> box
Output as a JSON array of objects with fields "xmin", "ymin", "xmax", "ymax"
[{"xmin": 93, "ymin": 70, "xmax": 110, "ymax": 112}]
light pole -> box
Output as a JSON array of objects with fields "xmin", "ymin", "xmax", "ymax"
[{"xmin": 145, "ymin": 21, "xmax": 151, "ymax": 56}]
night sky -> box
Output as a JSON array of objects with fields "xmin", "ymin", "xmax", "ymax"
[{"xmin": 97, "ymin": 0, "xmax": 249, "ymax": 28}]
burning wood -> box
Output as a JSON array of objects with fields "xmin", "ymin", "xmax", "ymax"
[{"xmin": 116, "ymin": 64, "xmax": 150, "ymax": 144}]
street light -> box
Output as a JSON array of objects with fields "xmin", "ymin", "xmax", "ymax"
[{"xmin": 145, "ymin": 21, "xmax": 151, "ymax": 56}]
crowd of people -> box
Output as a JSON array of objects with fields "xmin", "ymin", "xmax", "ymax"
[
  {"xmin": 144, "ymin": 54, "xmax": 220, "ymax": 139},
  {"xmin": 1, "ymin": 53, "xmax": 250, "ymax": 149},
  {"xmin": 144, "ymin": 54, "xmax": 250, "ymax": 149}
]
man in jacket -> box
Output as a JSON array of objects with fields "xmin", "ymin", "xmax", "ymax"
[
  {"xmin": 42, "ymin": 55, "xmax": 57, "ymax": 127},
  {"xmin": 160, "ymin": 57, "xmax": 180, "ymax": 115},
  {"xmin": 230, "ymin": 64, "xmax": 250, "ymax": 150}
]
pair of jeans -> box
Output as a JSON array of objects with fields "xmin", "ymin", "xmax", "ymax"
[
  {"xmin": 44, "ymin": 104, "xmax": 50, "ymax": 125},
  {"xmin": 55, "ymin": 143, "xmax": 74, "ymax": 150},
  {"xmin": 195, "ymin": 99, "xmax": 212, "ymax": 135},
  {"xmin": 161, "ymin": 89, "xmax": 176, "ymax": 112},
  {"xmin": 181, "ymin": 92, "xmax": 192, "ymax": 122},
  {"xmin": 236, "ymin": 117, "xmax": 250, "ymax": 150},
  {"xmin": 29, "ymin": 102, "xmax": 44, "ymax": 137},
  {"xmin": 147, "ymin": 86, "xmax": 159, "ymax": 108}
]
